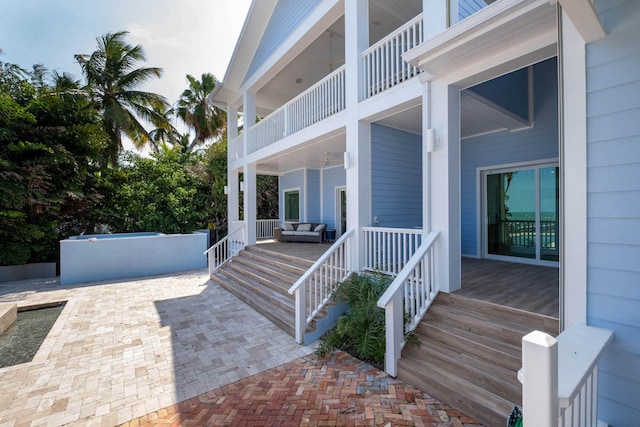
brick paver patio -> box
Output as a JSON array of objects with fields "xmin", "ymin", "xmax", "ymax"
[
  {"xmin": 122, "ymin": 351, "xmax": 484, "ymax": 427},
  {"xmin": 0, "ymin": 271, "xmax": 484, "ymax": 427}
]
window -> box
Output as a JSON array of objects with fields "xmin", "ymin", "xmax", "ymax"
[{"xmin": 284, "ymin": 190, "xmax": 300, "ymax": 222}]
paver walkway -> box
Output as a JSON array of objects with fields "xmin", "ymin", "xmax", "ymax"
[
  {"xmin": 0, "ymin": 271, "xmax": 312, "ymax": 426},
  {"xmin": 122, "ymin": 351, "xmax": 484, "ymax": 427}
]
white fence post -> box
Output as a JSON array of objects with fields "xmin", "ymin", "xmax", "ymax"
[{"xmin": 522, "ymin": 330, "xmax": 559, "ymax": 427}]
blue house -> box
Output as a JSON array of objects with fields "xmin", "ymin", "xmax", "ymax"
[{"xmin": 210, "ymin": 0, "xmax": 639, "ymax": 425}]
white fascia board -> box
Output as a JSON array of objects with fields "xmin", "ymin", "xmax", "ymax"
[
  {"xmin": 238, "ymin": 0, "xmax": 343, "ymax": 101},
  {"xmin": 557, "ymin": 0, "xmax": 606, "ymax": 43},
  {"xmin": 357, "ymin": 78, "xmax": 422, "ymax": 123}
]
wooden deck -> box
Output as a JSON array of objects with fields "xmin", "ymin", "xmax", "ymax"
[
  {"xmin": 255, "ymin": 240, "xmax": 331, "ymax": 262},
  {"xmin": 458, "ymin": 257, "xmax": 559, "ymax": 318},
  {"xmin": 253, "ymin": 242, "xmax": 559, "ymax": 318}
]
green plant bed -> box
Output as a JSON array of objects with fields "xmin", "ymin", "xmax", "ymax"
[{"xmin": 315, "ymin": 273, "xmax": 418, "ymax": 370}]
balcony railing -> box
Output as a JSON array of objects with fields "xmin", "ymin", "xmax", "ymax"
[
  {"xmin": 248, "ymin": 66, "xmax": 346, "ymax": 154},
  {"xmin": 362, "ymin": 13, "xmax": 423, "ymax": 100},
  {"xmin": 363, "ymin": 227, "xmax": 423, "ymax": 276}
]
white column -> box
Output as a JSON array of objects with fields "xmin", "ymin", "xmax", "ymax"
[
  {"xmin": 422, "ymin": 0, "xmax": 448, "ymax": 40},
  {"xmin": 344, "ymin": 0, "xmax": 370, "ymax": 271},
  {"xmin": 227, "ymin": 106, "xmax": 240, "ymax": 227},
  {"xmin": 244, "ymin": 163, "xmax": 257, "ymax": 246},
  {"xmin": 421, "ymin": 76, "xmax": 432, "ymax": 233},
  {"xmin": 429, "ymin": 80, "xmax": 461, "ymax": 293},
  {"xmin": 242, "ymin": 92, "xmax": 257, "ymax": 245},
  {"xmin": 560, "ymin": 8, "xmax": 587, "ymax": 329}
]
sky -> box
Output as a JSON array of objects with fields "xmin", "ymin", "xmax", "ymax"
[{"xmin": 0, "ymin": 0, "xmax": 252, "ymax": 151}]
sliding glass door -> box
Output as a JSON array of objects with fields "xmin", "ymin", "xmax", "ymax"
[{"xmin": 484, "ymin": 163, "xmax": 559, "ymax": 264}]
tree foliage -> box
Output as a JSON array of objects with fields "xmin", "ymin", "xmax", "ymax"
[
  {"xmin": 75, "ymin": 31, "xmax": 172, "ymax": 165},
  {"xmin": 0, "ymin": 64, "xmax": 107, "ymax": 265}
]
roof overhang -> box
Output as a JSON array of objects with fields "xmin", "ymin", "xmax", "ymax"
[
  {"xmin": 404, "ymin": 0, "xmax": 559, "ymax": 87},
  {"xmin": 212, "ymin": 0, "xmax": 278, "ymax": 107}
]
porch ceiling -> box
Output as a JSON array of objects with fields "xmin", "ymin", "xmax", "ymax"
[
  {"xmin": 254, "ymin": 0, "xmax": 422, "ymax": 116},
  {"xmin": 254, "ymin": 133, "xmax": 346, "ymax": 175}
]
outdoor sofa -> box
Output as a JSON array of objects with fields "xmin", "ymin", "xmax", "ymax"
[{"xmin": 279, "ymin": 222, "xmax": 327, "ymax": 243}]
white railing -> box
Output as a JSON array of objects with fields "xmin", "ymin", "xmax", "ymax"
[
  {"xmin": 377, "ymin": 230, "xmax": 440, "ymax": 377},
  {"xmin": 204, "ymin": 223, "xmax": 246, "ymax": 276},
  {"xmin": 288, "ymin": 229, "xmax": 354, "ymax": 344},
  {"xmin": 520, "ymin": 325, "xmax": 614, "ymax": 427},
  {"xmin": 363, "ymin": 227, "xmax": 423, "ymax": 276},
  {"xmin": 362, "ymin": 13, "xmax": 424, "ymax": 100},
  {"xmin": 256, "ymin": 219, "xmax": 279, "ymax": 240},
  {"xmin": 248, "ymin": 66, "xmax": 346, "ymax": 153},
  {"xmin": 229, "ymin": 134, "xmax": 243, "ymax": 161}
]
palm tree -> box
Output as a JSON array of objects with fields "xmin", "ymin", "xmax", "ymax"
[
  {"xmin": 176, "ymin": 73, "xmax": 226, "ymax": 152},
  {"xmin": 148, "ymin": 106, "xmax": 180, "ymax": 154},
  {"xmin": 75, "ymin": 31, "xmax": 170, "ymax": 166}
]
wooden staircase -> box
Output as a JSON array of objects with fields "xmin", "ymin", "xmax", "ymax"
[
  {"xmin": 397, "ymin": 292, "xmax": 559, "ymax": 427},
  {"xmin": 209, "ymin": 245, "xmax": 341, "ymax": 342}
]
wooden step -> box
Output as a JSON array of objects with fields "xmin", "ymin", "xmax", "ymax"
[
  {"xmin": 245, "ymin": 246, "xmax": 314, "ymax": 270},
  {"xmin": 225, "ymin": 260, "xmax": 294, "ymax": 294},
  {"xmin": 398, "ymin": 357, "xmax": 515, "ymax": 427},
  {"xmin": 417, "ymin": 321, "xmax": 522, "ymax": 372},
  {"xmin": 210, "ymin": 270, "xmax": 295, "ymax": 336},
  {"xmin": 401, "ymin": 339, "xmax": 521, "ymax": 404},
  {"xmin": 437, "ymin": 292, "xmax": 559, "ymax": 336},
  {"xmin": 396, "ymin": 292, "xmax": 560, "ymax": 427}
]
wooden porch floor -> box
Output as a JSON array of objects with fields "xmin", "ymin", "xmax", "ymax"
[
  {"xmin": 255, "ymin": 240, "xmax": 331, "ymax": 262},
  {"xmin": 253, "ymin": 242, "xmax": 559, "ymax": 318},
  {"xmin": 458, "ymin": 257, "xmax": 559, "ymax": 318}
]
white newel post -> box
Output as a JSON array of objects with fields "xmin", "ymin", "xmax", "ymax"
[
  {"xmin": 384, "ymin": 290, "xmax": 404, "ymax": 377},
  {"xmin": 522, "ymin": 331, "xmax": 559, "ymax": 427},
  {"xmin": 344, "ymin": 0, "xmax": 370, "ymax": 271}
]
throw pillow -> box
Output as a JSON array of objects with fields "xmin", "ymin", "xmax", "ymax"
[
  {"xmin": 314, "ymin": 224, "xmax": 325, "ymax": 232},
  {"xmin": 297, "ymin": 223, "xmax": 312, "ymax": 231},
  {"xmin": 281, "ymin": 222, "xmax": 294, "ymax": 231}
]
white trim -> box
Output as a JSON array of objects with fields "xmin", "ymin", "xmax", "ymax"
[{"xmin": 303, "ymin": 168, "xmax": 308, "ymax": 222}]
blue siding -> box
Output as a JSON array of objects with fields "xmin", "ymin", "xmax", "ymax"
[
  {"xmin": 307, "ymin": 169, "xmax": 321, "ymax": 222},
  {"xmin": 460, "ymin": 58, "xmax": 558, "ymax": 256},
  {"xmin": 245, "ymin": 0, "xmax": 323, "ymax": 82},
  {"xmin": 321, "ymin": 166, "xmax": 346, "ymax": 230},
  {"xmin": 279, "ymin": 169, "xmax": 305, "ymax": 222},
  {"xmin": 371, "ymin": 124, "xmax": 422, "ymax": 228},
  {"xmin": 469, "ymin": 68, "xmax": 529, "ymax": 121},
  {"xmin": 458, "ymin": 0, "xmax": 487, "ymax": 21},
  {"xmin": 587, "ymin": 1, "xmax": 640, "ymax": 424}
]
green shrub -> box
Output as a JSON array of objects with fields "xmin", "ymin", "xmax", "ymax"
[{"xmin": 315, "ymin": 273, "xmax": 418, "ymax": 367}]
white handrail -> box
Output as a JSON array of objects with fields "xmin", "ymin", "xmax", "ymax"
[
  {"xmin": 377, "ymin": 230, "xmax": 440, "ymax": 376},
  {"xmin": 363, "ymin": 227, "xmax": 423, "ymax": 276},
  {"xmin": 256, "ymin": 219, "xmax": 279, "ymax": 240},
  {"xmin": 203, "ymin": 223, "xmax": 246, "ymax": 276},
  {"xmin": 520, "ymin": 325, "xmax": 614, "ymax": 427},
  {"xmin": 362, "ymin": 13, "xmax": 423, "ymax": 100},
  {"xmin": 248, "ymin": 66, "xmax": 346, "ymax": 153},
  {"xmin": 288, "ymin": 228, "xmax": 354, "ymax": 344}
]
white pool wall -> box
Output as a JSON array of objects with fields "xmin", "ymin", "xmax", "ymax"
[{"xmin": 60, "ymin": 231, "xmax": 208, "ymax": 285}]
